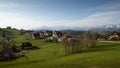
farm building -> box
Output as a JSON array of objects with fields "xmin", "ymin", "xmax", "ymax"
[{"xmin": 108, "ymin": 31, "xmax": 120, "ymax": 40}]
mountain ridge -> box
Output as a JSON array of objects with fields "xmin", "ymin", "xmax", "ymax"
[{"xmin": 32, "ymin": 24, "xmax": 120, "ymax": 31}]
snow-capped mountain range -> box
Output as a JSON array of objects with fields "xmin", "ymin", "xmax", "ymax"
[
  {"xmin": 92, "ymin": 24, "xmax": 120, "ymax": 31},
  {"xmin": 33, "ymin": 26, "xmax": 88, "ymax": 31},
  {"xmin": 33, "ymin": 24, "xmax": 120, "ymax": 31}
]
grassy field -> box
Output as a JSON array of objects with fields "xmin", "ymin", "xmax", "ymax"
[{"xmin": 0, "ymin": 29, "xmax": 120, "ymax": 68}]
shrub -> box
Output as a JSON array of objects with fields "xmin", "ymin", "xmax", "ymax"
[{"xmin": 63, "ymin": 30, "xmax": 96, "ymax": 55}]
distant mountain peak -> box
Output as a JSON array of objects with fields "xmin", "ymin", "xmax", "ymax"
[
  {"xmin": 92, "ymin": 24, "xmax": 120, "ymax": 31},
  {"xmin": 32, "ymin": 24, "xmax": 120, "ymax": 31}
]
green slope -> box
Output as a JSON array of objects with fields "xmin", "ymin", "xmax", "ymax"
[{"xmin": 0, "ymin": 29, "xmax": 120, "ymax": 68}]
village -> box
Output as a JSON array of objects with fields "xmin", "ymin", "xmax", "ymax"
[{"xmin": 0, "ymin": 26, "xmax": 120, "ymax": 62}]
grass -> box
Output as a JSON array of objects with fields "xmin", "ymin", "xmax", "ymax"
[{"xmin": 0, "ymin": 29, "xmax": 120, "ymax": 68}]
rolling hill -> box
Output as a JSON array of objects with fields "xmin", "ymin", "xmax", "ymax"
[{"xmin": 0, "ymin": 28, "xmax": 120, "ymax": 68}]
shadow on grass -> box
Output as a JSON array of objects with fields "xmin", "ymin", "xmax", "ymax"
[
  {"xmin": 22, "ymin": 46, "xmax": 41, "ymax": 50},
  {"xmin": 0, "ymin": 59, "xmax": 45, "ymax": 67}
]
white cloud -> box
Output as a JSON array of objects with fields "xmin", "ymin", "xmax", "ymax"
[
  {"xmin": 53, "ymin": 0, "xmax": 120, "ymax": 27},
  {"xmin": 1, "ymin": 10, "xmax": 119, "ymax": 29},
  {"xmin": 0, "ymin": 1, "xmax": 38, "ymax": 9},
  {"xmin": 48, "ymin": 11, "xmax": 120, "ymax": 27},
  {"xmin": 64, "ymin": 11, "xmax": 120, "ymax": 27},
  {"xmin": 0, "ymin": 12, "xmax": 67, "ymax": 29},
  {"xmin": 104, "ymin": 0, "xmax": 120, "ymax": 9},
  {"xmin": 88, "ymin": 11, "xmax": 120, "ymax": 17},
  {"xmin": 0, "ymin": 1, "xmax": 27, "ymax": 8},
  {"xmin": 0, "ymin": 12, "xmax": 44, "ymax": 29}
]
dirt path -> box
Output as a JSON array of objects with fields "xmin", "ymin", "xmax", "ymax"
[{"xmin": 98, "ymin": 41, "xmax": 120, "ymax": 43}]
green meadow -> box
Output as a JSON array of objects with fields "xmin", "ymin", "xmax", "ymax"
[{"xmin": 0, "ymin": 29, "xmax": 120, "ymax": 68}]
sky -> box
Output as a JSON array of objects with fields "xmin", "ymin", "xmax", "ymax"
[{"xmin": 0, "ymin": 0, "xmax": 120, "ymax": 29}]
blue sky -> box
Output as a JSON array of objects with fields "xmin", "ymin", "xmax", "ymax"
[{"xmin": 0, "ymin": 0, "xmax": 120, "ymax": 29}]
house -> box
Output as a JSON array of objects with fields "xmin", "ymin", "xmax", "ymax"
[
  {"xmin": 32, "ymin": 32, "xmax": 40, "ymax": 39},
  {"xmin": 52, "ymin": 31, "xmax": 64, "ymax": 42},
  {"xmin": 108, "ymin": 31, "xmax": 120, "ymax": 40},
  {"xmin": 7, "ymin": 26, "xmax": 11, "ymax": 30}
]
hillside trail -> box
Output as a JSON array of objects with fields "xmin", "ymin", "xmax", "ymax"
[{"xmin": 99, "ymin": 41, "xmax": 120, "ymax": 43}]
